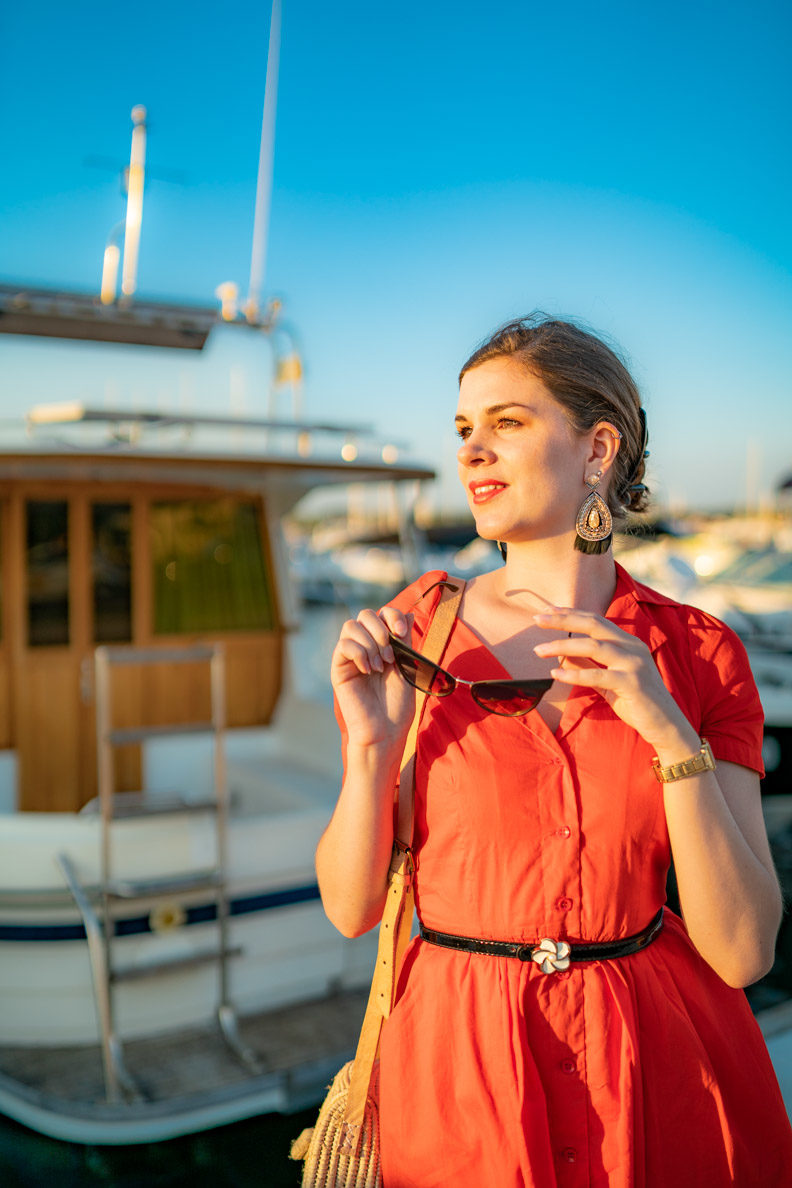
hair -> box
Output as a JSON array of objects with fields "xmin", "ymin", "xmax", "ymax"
[{"xmin": 459, "ymin": 314, "xmax": 649, "ymax": 527}]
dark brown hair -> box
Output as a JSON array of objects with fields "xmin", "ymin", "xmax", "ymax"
[{"xmin": 459, "ymin": 314, "xmax": 649, "ymax": 522}]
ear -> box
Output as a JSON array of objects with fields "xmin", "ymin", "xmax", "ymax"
[{"xmin": 584, "ymin": 421, "xmax": 621, "ymax": 480}]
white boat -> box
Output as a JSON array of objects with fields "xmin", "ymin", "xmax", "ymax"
[{"xmin": 0, "ymin": 286, "xmax": 433, "ymax": 1144}]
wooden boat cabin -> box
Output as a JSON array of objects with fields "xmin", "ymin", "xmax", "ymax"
[{"xmin": 0, "ymin": 410, "xmax": 431, "ymax": 816}]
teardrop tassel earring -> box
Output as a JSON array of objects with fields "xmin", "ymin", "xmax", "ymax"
[{"xmin": 574, "ymin": 471, "xmax": 613, "ymax": 554}]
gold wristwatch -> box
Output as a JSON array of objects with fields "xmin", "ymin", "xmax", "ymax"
[{"xmin": 652, "ymin": 738, "xmax": 716, "ymax": 783}]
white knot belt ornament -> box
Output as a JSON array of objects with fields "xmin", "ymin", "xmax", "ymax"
[{"xmin": 418, "ymin": 908, "xmax": 664, "ymax": 974}]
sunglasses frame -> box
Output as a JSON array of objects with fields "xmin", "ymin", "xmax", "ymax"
[{"xmin": 388, "ymin": 633, "xmax": 552, "ymax": 717}]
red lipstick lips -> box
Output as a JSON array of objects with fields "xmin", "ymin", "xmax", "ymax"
[{"xmin": 469, "ymin": 481, "xmax": 506, "ymax": 504}]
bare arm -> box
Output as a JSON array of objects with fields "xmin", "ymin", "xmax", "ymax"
[
  {"xmin": 656, "ymin": 736, "xmax": 781, "ymax": 988},
  {"xmin": 535, "ymin": 609, "xmax": 782, "ymax": 988},
  {"xmin": 315, "ymin": 607, "xmax": 414, "ymax": 938}
]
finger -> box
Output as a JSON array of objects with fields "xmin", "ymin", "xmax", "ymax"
[
  {"xmin": 334, "ymin": 636, "xmax": 377, "ymax": 676},
  {"xmin": 532, "ymin": 610, "xmax": 639, "ymax": 645},
  {"xmin": 378, "ymin": 606, "xmax": 412, "ymax": 643},
  {"xmin": 339, "ymin": 619, "xmax": 388, "ymax": 672},
  {"xmin": 534, "ymin": 637, "xmax": 638, "ymax": 669},
  {"xmin": 356, "ymin": 608, "xmax": 392, "ymax": 654},
  {"xmin": 550, "ymin": 665, "xmax": 621, "ymax": 689}
]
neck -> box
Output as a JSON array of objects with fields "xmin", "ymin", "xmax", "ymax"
[{"xmin": 494, "ymin": 533, "xmax": 618, "ymax": 615}]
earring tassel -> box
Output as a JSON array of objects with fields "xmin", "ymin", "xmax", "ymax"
[{"xmin": 574, "ymin": 532, "xmax": 612, "ymax": 554}]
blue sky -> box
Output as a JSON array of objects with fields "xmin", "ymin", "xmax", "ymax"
[{"xmin": 1, "ymin": 0, "xmax": 790, "ymax": 512}]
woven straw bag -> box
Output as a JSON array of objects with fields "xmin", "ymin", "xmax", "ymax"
[
  {"xmin": 290, "ymin": 579, "xmax": 465, "ymax": 1188},
  {"xmin": 290, "ymin": 1061, "xmax": 381, "ymax": 1187}
]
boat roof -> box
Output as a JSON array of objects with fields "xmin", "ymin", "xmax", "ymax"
[
  {"xmin": 0, "ymin": 284, "xmax": 436, "ymax": 490},
  {"xmin": 0, "ymin": 403, "xmax": 435, "ymax": 492},
  {"xmin": 0, "ymin": 283, "xmax": 222, "ymax": 350}
]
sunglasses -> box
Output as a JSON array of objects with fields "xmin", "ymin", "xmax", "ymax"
[{"xmin": 388, "ymin": 634, "xmax": 552, "ymax": 717}]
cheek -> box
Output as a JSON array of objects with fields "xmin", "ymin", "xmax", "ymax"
[{"xmin": 543, "ymin": 436, "xmax": 583, "ymax": 483}]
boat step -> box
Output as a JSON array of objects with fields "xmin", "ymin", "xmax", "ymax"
[
  {"xmin": 110, "ymin": 945, "xmax": 243, "ymax": 982},
  {"xmin": 100, "ymin": 645, "xmax": 217, "ymax": 666},
  {"xmin": 106, "ymin": 871, "xmax": 223, "ymax": 899},
  {"xmin": 101, "ymin": 793, "xmax": 219, "ymax": 818},
  {"xmin": 108, "ymin": 722, "xmax": 215, "ymax": 745}
]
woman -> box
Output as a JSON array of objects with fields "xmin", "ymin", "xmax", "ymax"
[{"xmin": 316, "ymin": 315, "xmax": 792, "ymax": 1186}]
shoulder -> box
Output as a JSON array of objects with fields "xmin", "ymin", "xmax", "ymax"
[{"xmin": 621, "ymin": 566, "xmax": 755, "ymax": 683}]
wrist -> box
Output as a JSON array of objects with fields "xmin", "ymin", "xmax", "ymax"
[
  {"xmin": 649, "ymin": 725, "xmax": 702, "ymax": 769},
  {"xmin": 652, "ymin": 737, "xmax": 716, "ymax": 785},
  {"xmin": 345, "ymin": 738, "xmax": 406, "ymax": 772}
]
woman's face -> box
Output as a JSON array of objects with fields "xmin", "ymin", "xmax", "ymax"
[{"xmin": 456, "ymin": 357, "xmax": 593, "ymax": 545}]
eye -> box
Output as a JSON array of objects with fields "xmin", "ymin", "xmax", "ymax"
[
  {"xmin": 497, "ymin": 417, "xmax": 521, "ymax": 429},
  {"xmin": 455, "ymin": 425, "xmax": 472, "ymax": 440}
]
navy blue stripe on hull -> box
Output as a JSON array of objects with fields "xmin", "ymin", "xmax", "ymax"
[{"xmin": 0, "ymin": 883, "xmax": 322, "ymax": 942}]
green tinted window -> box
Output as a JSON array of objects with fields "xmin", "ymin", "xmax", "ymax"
[
  {"xmin": 26, "ymin": 501, "xmax": 70, "ymax": 646},
  {"xmin": 92, "ymin": 502, "xmax": 132, "ymax": 643},
  {"xmin": 151, "ymin": 500, "xmax": 276, "ymax": 634}
]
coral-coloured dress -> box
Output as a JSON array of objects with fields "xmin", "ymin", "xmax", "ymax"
[{"xmin": 342, "ymin": 565, "xmax": 792, "ymax": 1187}]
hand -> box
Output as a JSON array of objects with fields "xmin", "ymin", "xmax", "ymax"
[
  {"xmin": 532, "ymin": 609, "xmax": 698, "ymax": 755},
  {"xmin": 331, "ymin": 607, "xmax": 416, "ymax": 750}
]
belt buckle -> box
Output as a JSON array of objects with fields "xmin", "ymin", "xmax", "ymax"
[{"xmin": 530, "ymin": 938, "xmax": 571, "ymax": 974}]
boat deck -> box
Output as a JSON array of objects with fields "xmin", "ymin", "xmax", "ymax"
[{"xmin": 0, "ymin": 988, "xmax": 367, "ymax": 1145}]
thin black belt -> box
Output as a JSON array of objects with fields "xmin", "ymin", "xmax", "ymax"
[{"xmin": 419, "ymin": 907, "xmax": 664, "ymax": 975}]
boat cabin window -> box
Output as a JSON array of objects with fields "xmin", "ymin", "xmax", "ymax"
[
  {"xmin": 151, "ymin": 499, "xmax": 276, "ymax": 634},
  {"xmin": 26, "ymin": 500, "xmax": 69, "ymax": 646},
  {"xmin": 92, "ymin": 502, "xmax": 132, "ymax": 643}
]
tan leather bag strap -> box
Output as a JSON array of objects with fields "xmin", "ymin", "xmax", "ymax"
[{"xmin": 344, "ymin": 576, "xmax": 465, "ymax": 1131}]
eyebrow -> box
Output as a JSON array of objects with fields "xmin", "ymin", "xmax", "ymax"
[{"xmin": 454, "ymin": 402, "xmax": 532, "ymax": 424}]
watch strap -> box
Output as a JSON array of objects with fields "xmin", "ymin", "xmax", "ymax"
[{"xmin": 652, "ymin": 738, "xmax": 716, "ymax": 783}]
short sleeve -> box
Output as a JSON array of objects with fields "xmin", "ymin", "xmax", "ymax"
[{"xmin": 686, "ymin": 608, "xmax": 765, "ymax": 776}]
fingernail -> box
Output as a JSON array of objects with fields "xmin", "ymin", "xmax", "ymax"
[
  {"xmin": 533, "ymin": 643, "xmax": 550, "ymax": 654},
  {"xmin": 372, "ymin": 654, "xmax": 384, "ymax": 672},
  {"xmin": 393, "ymin": 621, "xmax": 408, "ymax": 637},
  {"xmin": 384, "ymin": 645, "xmax": 395, "ymax": 664}
]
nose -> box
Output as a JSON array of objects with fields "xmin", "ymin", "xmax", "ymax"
[{"xmin": 457, "ymin": 429, "xmax": 496, "ymax": 468}]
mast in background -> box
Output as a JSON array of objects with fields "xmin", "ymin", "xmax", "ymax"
[
  {"xmin": 246, "ymin": 0, "xmax": 281, "ymax": 323},
  {"xmin": 100, "ymin": 105, "xmax": 147, "ymax": 305},
  {"xmin": 121, "ymin": 105, "xmax": 147, "ymax": 299}
]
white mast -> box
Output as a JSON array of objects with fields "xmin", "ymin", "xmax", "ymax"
[
  {"xmin": 120, "ymin": 105, "xmax": 147, "ymax": 299},
  {"xmin": 246, "ymin": 0, "xmax": 281, "ymax": 323}
]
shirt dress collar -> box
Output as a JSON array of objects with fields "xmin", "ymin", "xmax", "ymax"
[{"xmin": 551, "ymin": 563, "xmax": 674, "ymax": 744}]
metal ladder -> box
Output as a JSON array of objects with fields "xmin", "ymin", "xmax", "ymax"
[{"xmin": 58, "ymin": 642, "xmax": 260, "ymax": 1104}]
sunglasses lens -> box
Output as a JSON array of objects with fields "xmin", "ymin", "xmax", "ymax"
[
  {"xmin": 471, "ymin": 679, "xmax": 553, "ymax": 717},
  {"xmin": 391, "ymin": 640, "xmax": 454, "ymax": 696}
]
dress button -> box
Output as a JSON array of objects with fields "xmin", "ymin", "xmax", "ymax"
[
  {"xmin": 557, "ymin": 826, "xmax": 571, "ymax": 839},
  {"xmin": 557, "ymin": 897, "xmax": 573, "ymax": 911},
  {"xmin": 560, "ymin": 1059, "xmax": 575, "ymax": 1074},
  {"xmin": 562, "ymin": 1147, "xmax": 577, "ymax": 1163}
]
